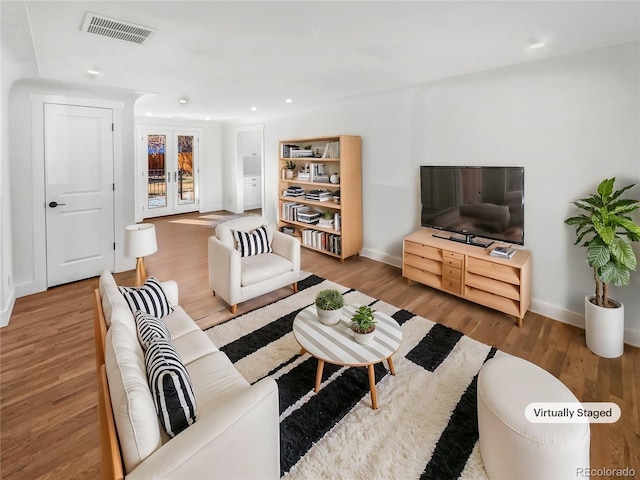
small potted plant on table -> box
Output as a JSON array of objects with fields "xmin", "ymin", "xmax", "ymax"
[
  {"xmin": 315, "ymin": 289, "xmax": 344, "ymax": 326},
  {"xmin": 564, "ymin": 177, "xmax": 640, "ymax": 358},
  {"xmin": 350, "ymin": 305, "xmax": 377, "ymax": 344}
]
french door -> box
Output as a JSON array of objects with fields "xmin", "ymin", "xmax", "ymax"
[{"xmin": 138, "ymin": 129, "xmax": 199, "ymax": 218}]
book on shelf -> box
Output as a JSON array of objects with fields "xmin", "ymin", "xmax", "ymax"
[
  {"xmin": 301, "ymin": 229, "xmax": 342, "ymax": 255},
  {"xmin": 290, "ymin": 149, "xmax": 314, "ymax": 158},
  {"xmin": 317, "ymin": 218, "xmax": 334, "ymax": 228},
  {"xmin": 321, "ymin": 141, "xmax": 340, "ymax": 159},
  {"xmin": 296, "ymin": 211, "xmax": 321, "ymax": 224},
  {"xmin": 281, "ymin": 144, "xmax": 299, "ymax": 158},
  {"xmin": 281, "ymin": 202, "xmax": 309, "ymax": 222},
  {"xmin": 334, "ymin": 213, "xmax": 341, "ymax": 232},
  {"xmin": 490, "ymin": 247, "xmax": 516, "ymax": 259},
  {"xmin": 305, "ymin": 189, "xmax": 332, "ymax": 201}
]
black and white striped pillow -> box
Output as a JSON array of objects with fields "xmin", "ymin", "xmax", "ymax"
[
  {"xmin": 233, "ymin": 225, "xmax": 272, "ymax": 257},
  {"xmin": 134, "ymin": 311, "xmax": 171, "ymax": 351},
  {"xmin": 119, "ymin": 278, "xmax": 173, "ymax": 318},
  {"xmin": 144, "ymin": 338, "xmax": 197, "ymax": 437}
]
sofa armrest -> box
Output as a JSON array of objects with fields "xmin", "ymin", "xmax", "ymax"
[
  {"xmin": 126, "ymin": 377, "xmax": 280, "ymax": 480},
  {"xmin": 208, "ymin": 236, "xmax": 242, "ymax": 305},
  {"xmin": 160, "ymin": 280, "xmax": 179, "ymax": 307},
  {"xmin": 271, "ymin": 231, "xmax": 300, "ymax": 273}
]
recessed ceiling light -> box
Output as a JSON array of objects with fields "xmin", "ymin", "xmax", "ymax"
[
  {"xmin": 178, "ymin": 98, "xmax": 188, "ymax": 104},
  {"xmin": 146, "ymin": 112, "xmax": 153, "ymax": 117},
  {"xmin": 285, "ymin": 98, "xmax": 293, "ymax": 104},
  {"xmin": 529, "ymin": 41, "xmax": 545, "ymax": 49},
  {"xmin": 251, "ymin": 107, "xmax": 257, "ymax": 111},
  {"xmin": 87, "ymin": 68, "xmax": 101, "ymax": 76}
]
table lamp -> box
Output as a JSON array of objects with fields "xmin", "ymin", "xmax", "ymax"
[{"xmin": 124, "ymin": 224, "xmax": 158, "ymax": 286}]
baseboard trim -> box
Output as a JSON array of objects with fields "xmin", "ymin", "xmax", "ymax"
[
  {"xmin": 1, "ymin": 290, "xmax": 16, "ymax": 328},
  {"xmin": 361, "ymin": 250, "xmax": 640, "ymax": 349},
  {"xmin": 360, "ymin": 248, "xmax": 402, "ymax": 269}
]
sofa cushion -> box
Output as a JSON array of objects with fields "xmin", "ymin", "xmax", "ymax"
[
  {"xmin": 100, "ymin": 270, "xmax": 133, "ymax": 328},
  {"xmin": 120, "ymin": 278, "xmax": 174, "ymax": 318},
  {"xmin": 105, "ymin": 321, "xmax": 163, "ymax": 473},
  {"xmin": 145, "ymin": 338, "xmax": 197, "ymax": 438},
  {"xmin": 162, "ymin": 306, "xmax": 201, "ymax": 339},
  {"xmin": 135, "ymin": 311, "xmax": 171, "ymax": 351},
  {"xmin": 240, "ymin": 253, "xmax": 293, "ymax": 286},
  {"xmin": 233, "ymin": 225, "xmax": 273, "ymax": 257},
  {"xmin": 171, "ymin": 330, "xmax": 219, "ymax": 365},
  {"xmin": 185, "ymin": 351, "xmax": 250, "ymax": 411}
]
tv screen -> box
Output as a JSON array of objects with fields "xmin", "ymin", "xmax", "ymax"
[{"xmin": 420, "ymin": 166, "xmax": 525, "ymax": 245}]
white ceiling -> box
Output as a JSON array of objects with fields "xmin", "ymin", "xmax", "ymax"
[{"xmin": 24, "ymin": 1, "xmax": 640, "ymax": 121}]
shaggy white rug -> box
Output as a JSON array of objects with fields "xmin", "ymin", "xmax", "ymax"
[{"xmin": 205, "ymin": 274, "xmax": 501, "ymax": 480}]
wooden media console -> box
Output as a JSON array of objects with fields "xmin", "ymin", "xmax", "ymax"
[{"xmin": 403, "ymin": 228, "xmax": 531, "ymax": 327}]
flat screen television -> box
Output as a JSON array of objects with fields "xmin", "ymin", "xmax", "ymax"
[{"xmin": 420, "ymin": 166, "xmax": 525, "ymax": 245}]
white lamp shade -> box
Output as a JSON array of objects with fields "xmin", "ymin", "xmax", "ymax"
[{"xmin": 124, "ymin": 224, "xmax": 158, "ymax": 258}]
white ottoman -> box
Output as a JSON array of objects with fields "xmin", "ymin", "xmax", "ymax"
[{"xmin": 477, "ymin": 356, "xmax": 590, "ymax": 480}]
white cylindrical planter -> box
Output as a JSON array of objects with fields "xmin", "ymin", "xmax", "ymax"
[
  {"xmin": 316, "ymin": 307, "xmax": 342, "ymax": 326},
  {"xmin": 353, "ymin": 329, "xmax": 375, "ymax": 344},
  {"xmin": 585, "ymin": 295, "xmax": 624, "ymax": 358}
]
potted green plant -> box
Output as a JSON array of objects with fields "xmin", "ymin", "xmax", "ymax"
[
  {"xmin": 350, "ymin": 305, "xmax": 377, "ymax": 344},
  {"xmin": 564, "ymin": 177, "xmax": 640, "ymax": 358},
  {"xmin": 285, "ymin": 160, "xmax": 296, "ymax": 179},
  {"xmin": 315, "ymin": 289, "xmax": 344, "ymax": 326}
]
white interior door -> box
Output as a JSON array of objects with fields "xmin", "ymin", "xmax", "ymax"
[
  {"xmin": 139, "ymin": 129, "xmax": 199, "ymax": 218},
  {"xmin": 44, "ymin": 104, "xmax": 115, "ymax": 287}
]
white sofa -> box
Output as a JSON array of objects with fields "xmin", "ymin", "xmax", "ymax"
[
  {"xmin": 94, "ymin": 270, "xmax": 280, "ymax": 479},
  {"xmin": 208, "ymin": 216, "xmax": 300, "ymax": 313}
]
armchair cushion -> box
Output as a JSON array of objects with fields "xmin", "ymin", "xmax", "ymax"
[
  {"xmin": 233, "ymin": 225, "xmax": 273, "ymax": 257},
  {"xmin": 240, "ymin": 253, "xmax": 294, "ymax": 286}
]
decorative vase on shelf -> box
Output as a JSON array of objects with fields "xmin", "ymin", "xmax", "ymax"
[
  {"xmin": 330, "ymin": 173, "xmax": 340, "ymax": 184},
  {"xmin": 286, "ymin": 169, "xmax": 294, "ymax": 179}
]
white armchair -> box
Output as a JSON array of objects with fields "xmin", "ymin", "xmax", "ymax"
[{"xmin": 209, "ymin": 216, "xmax": 300, "ymax": 313}]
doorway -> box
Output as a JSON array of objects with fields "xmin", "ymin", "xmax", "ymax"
[
  {"xmin": 44, "ymin": 104, "xmax": 115, "ymax": 287},
  {"xmin": 236, "ymin": 126, "xmax": 264, "ymax": 214},
  {"xmin": 138, "ymin": 129, "xmax": 200, "ymax": 218}
]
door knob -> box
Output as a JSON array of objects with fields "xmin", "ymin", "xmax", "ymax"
[{"xmin": 48, "ymin": 201, "xmax": 66, "ymax": 208}]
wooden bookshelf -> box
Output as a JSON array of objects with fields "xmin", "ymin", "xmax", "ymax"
[{"xmin": 278, "ymin": 135, "xmax": 362, "ymax": 261}]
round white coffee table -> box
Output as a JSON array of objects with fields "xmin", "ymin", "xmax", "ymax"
[{"xmin": 292, "ymin": 304, "xmax": 402, "ymax": 409}]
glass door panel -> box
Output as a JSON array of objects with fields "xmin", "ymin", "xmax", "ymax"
[
  {"xmin": 139, "ymin": 128, "xmax": 200, "ymax": 219},
  {"xmin": 147, "ymin": 134, "xmax": 167, "ymax": 209},
  {"xmin": 177, "ymin": 135, "xmax": 194, "ymax": 206}
]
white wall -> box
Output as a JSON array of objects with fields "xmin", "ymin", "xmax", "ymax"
[
  {"xmin": 1, "ymin": 2, "xmax": 39, "ymax": 325},
  {"xmin": 133, "ymin": 117, "xmax": 225, "ymax": 215},
  {"xmin": 10, "ymin": 79, "xmax": 138, "ymax": 297},
  {"xmin": 226, "ymin": 42, "xmax": 640, "ymax": 344}
]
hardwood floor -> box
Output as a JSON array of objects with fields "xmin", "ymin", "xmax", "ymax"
[{"xmin": 1, "ymin": 211, "xmax": 638, "ymax": 479}]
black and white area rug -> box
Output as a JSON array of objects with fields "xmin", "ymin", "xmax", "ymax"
[{"xmin": 204, "ymin": 274, "xmax": 503, "ymax": 479}]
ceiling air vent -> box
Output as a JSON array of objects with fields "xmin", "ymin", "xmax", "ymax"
[{"xmin": 81, "ymin": 12, "xmax": 155, "ymax": 45}]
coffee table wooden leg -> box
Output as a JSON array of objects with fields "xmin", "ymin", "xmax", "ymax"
[
  {"xmin": 387, "ymin": 356, "xmax": 396, "ymax": 375},
  {"xmin": 315, "ymin": 360, "xmax": 325, "ymax": 393},
  {"xmin": 299, "ymin": 347, "xmax": 306, "ymax": 356},
  {"xmin": 368, "ymin": 364, "xmax": 377, "ymax": 410}
]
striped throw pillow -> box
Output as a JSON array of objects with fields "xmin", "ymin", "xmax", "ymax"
[
  {"xmin": 134, "ymin": 311, "xmax": 171, "ymax": 351},
  {"xmin": 145, "ymin": 338, "xmax": 197, "ymax": 437},
  {"xmin": 233, "ymin": 225, "xmax": 273, "ymax": 257},
  {"xmin": 119, "ymin": 278, "xmax": 173, "ymax": 318}
]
